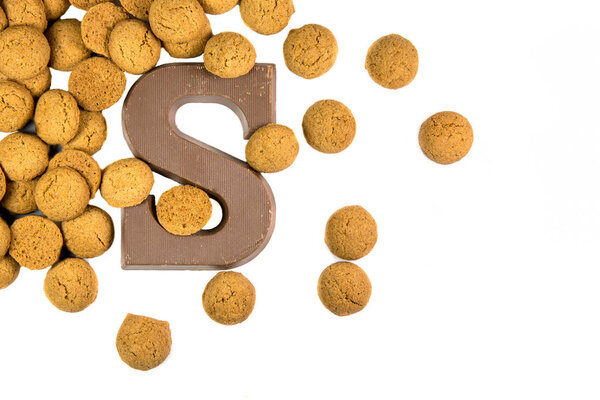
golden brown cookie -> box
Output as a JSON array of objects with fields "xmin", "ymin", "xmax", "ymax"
[
  {"xmin": 283, "ymin": 24, "xmax": 337, "ymax": 79},
  {"xmin": 0, "ymin": 80, "xmax": 34, "ymax": 132},
  {"xmin": 61, "ymin": 205, "xmax": 113, "ymax": 258},
  {"xmin": 108, "ymin": 19, "xmax": 161, "ymax": 75},
  {"xmin": 302, "ymin": 99, "xmax": 356, "ymax": 154},
  {"xmin": 163, "ymin": 17, "xmax": 212, "ymax": 59},
  {"xmin": 0, "ymin": 6, "xmax": 7, "ymax": 31},
  {"xmin": 34, "ymin": 89, "xmax": 81, "ymax": 145},
  {"xmin": 34, "ymin": 167, "xmax": 90, "ymax": 221},
  {"xmin": 1, "ymin": 180, "xmax": 37, "ymax": 214},
  {"xmin": 42, "ymin": 0, "xmax": 71, "ymax": 20},
  {"xmin": 149, "ymin": 0, "xmax": 207, "ymax": 43},
  {"xmin": 69, "ymin": 0, "xmax": 110, "ymax": 10},
  {"xmin": 44, "ymin": 258, "xmax": 97, "ymax": 312},
  {"xmin": 418, "ymin": 111, "xmax": 474, "ymax": 165},
  {"xmin": 156, "ymin": 185, "xmax": 212, "ymax": 236},
  {"xmin": 199, "ymin": 0, "xmax": 238, "ymax": 15},
  {"xmin": 2, "ymin": 0, "xmax": 48, "ymax": 31},
  {"xmin": 239, "ymin": 0, "xmax": 294, "ymax": 35},
  {"xmin": 0, "ymin": 132, "xmax": 49, "ymax": 181},
  {"xmin": 318, "ymin": 262, "xmax": 371, "ymax": 316},
  {"xmin": 120, "ymin": 0, "xmax": 152, "ymax": 20},
  {"xmin": 325, "ymin": 205, "xmax": 377, "ymax": 260},
  {"xmin": 68, "ymin": 57, "xmax": 126, "ymax": 111},
  {"xmin": 63, "ymin": 110, "xmax": 107, "ymax": 155},
  {"xmin": 81, "ymin": 2, "xmax": 129, "ymax": 57},
  {"xmin": 100, "ymin": 158, "xmax": 154, "ymax": 208},
  {"xmin": 0, "ymin": 255, "xmax": 19, "ymax": 290},
  {"xmin": 46, "ymin": 18, "xmax": 91, "ymax": 71},
  {"xmin": 366, "ymin": 34, "xmax": 418, "ymax": 90},
  {"xmin": 0, "ymin": 25, "xmax": 50, "ymax": 80},
  {"xmin": 0, "ymin": 167, "xmax": 5, "ymax": 200},
  {"xmin": 204, "ymin": 32, "xmax": 256, "ymax": 78},
  {"xmin": 9, "ymin": 215, "xmax": 63, "ymax": 270},
  {"xmin": 203, "ymin": 271, "xmax": 256, "ymax": 325},
  {"xmin": 49, "ymin": 150, "xmax": 101, "ymax": 198},
  {"xmin": 0, "ymin": 68, "xmax": 52, "ymax": 98},
  {"xmin": 116, "ymin": 314, "xmax": 172, "ymax": 371},
  {"xmin": 0, "ymin": 217, "xmax": 10, "ymax": 256},
  {"xmin": 245, "ymin": 123, "xmax": 298, "ymax": 173}
]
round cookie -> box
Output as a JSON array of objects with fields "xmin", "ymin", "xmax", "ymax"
[
  {"xmin": 0, "ymin": 217, "xmax": 10, "ymax": 256},
  {"xmin": 325, "ymin": 205, "xmax": 377, "ymax": 260},
  {"xmin": 245, "ymin": 123, "xmax": 299, "ymax": 173},
  {"xmin": 69, "ymin": 0, "xmax": 111, "ymax": 11},
  {"xmin": 149, "ymin": 0, "xmax": 207, "ymax": 43},
  {"xmin": 100, "ymin": 158, "xmax": 154, "ymax": 208},
  {"xmin": 156, "ymin": 185, "xmax": 212, "ymax": 236},
  {"xmin": 0, "ymin": 68, "xmax": 52, "ymax": 98},
  {"xmin": 366, "ymin": 34, "xmax": 418, "ymax": 90},
  {"xmin": 0, "ymin": 167, "xmax": 5, "ymax": 200},
  {"xmin": 42, "ymin": 0, "xmax": 71, "ymax": 20},
  {"xmin": 199, "ymin": 0, "xmax": 238, "ymax": 15},
  {"xmin": 302, "ymin": 99, "xmax": 356, "ymax": 154},
  {"xmin": 116, "ymin": 314, "xmax": 172, "ymax": 371},
  {"xmin": 34, "ymin": 167, "xmax": 90, "ymax": 221},
  {"xmin": 419, "ymin": 111, "xmax": 473, "ymax": 165},
  {"xmin": 61, "ymin": 205, "xmax": 113, "ymax": 258},
  {"xmin": 163, "ymin": 17, "xmax": 212, "ymax": 59},
  {"xmin": 34, "ymin": 89, "xmax": 80, "ymax": 145},
  {"xmin": 120, "ymin": 0, "xmax": 152, "ymax": 20},
  {"xmin": 0, "ymin": 132, "xmax": 49, "ymax": 181},
  {"xmin": 44, "ymin": 258, "xmax": 98, "ymax": 312},
  {"xmin": 108, "ymin": 19, "xmax": 161, "ymax": 75},
  {"xmin": 204, "ymin": 32, "xmax": 256, "ymax": 78},
  {"xmin": 81, "ymin": 2, "xmax": 129, "ymax": 57},
  {"xmin": 0, "ymin": 7, "xmax": 7, "ymax": 31},
  {"xmin": 239, "ymin": 0, "xmax": 294, "ymax": 35},
  {"xmin": 1, "ymin": 180, "xmax": 37, "ymax": 214},
  {"xmin": 2, "ymin": 0, "xmax": 48, "ymax": 31},
  {"xmin": 0, "ymin": 26, "xmax": 51, "ymax": 80},
  {"xmin": 68, "ymin": 57, "xmax": 126, "ymax": 111},
  {"xmin": 202, "ymin": 271, "xmax": 256, "ymax": 325},
  {"xmin": 9, "ymin": 215, "xmax": 63, "ymax": 270},
  {"xmin": 0, "ymin": 255, "xmax": 19, "ymax": 290},
  {"xmin": 49, "ymin": 150, "xmax": 101, "ymax": 198},
  {"xmin": 0, "ymin": 80, "xmax": 34, "ymax": 132},
  {"xmin": 63, "ymin": 110, "xmax": 107, "ymax": 155},
  {"xmin": 283, "ymin": 24, "xmax": 337, "ymax": 79},
  {"xmin": 317, "ymin": 262, "xmax": 371, "ymax": 316},
  {"xmin": 46, "ymin": 18, "xmax": 91, "ymax": 71}
]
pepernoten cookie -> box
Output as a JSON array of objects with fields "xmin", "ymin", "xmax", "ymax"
[
  {"xmin": 0, "ymin": 132, "xmax": 49, "ymax": 181},
  {"xmin": 325, "ymin": 205, "xmax": 378, "ymax": 260},
  {"xmin": 108, "ymin": 19, "xmax": 161, "ymax": 75},
  {"xmin": 283, "ymin": 24, "xmax": 337, "ymax": 79},
  {"xmin": 100, "ymin": 158, "xmax": 154, "ymax": 208},
  {"xmin": 49, "ymin": 149, "xmax": 101, "ymax": 198},
  {"xmin": 199, "ymin": 0, "xmax": 238, "ymax": 15},
  {"xmin": 1, "ymin": 180, "xmax": 38, "ymax": 214},
  {"xmin": 0, "ymin": 255, "xmax": 19, "ymax": 290},
  {"xmin": 34, "ymin": 167, "xmax": 90, "ymax": 221},
  {"xmin": 240, "ymin": 0, "xmax": 294, "ymax": 35},
  {"xmin": 116, "ymin": 314, "xmax": 172, "ymax": 371},
  {"xmin": 9, "ymin": 215, "xmax": 63, "ymax": 270},
  {"xmin": 0, "ymin": 26, "xmax": 50, "ymax": 80},
  {"xmin": 120, "ymin": 0, "xmax": 153, "ymax": 20},
  {"xmin": 366, "ymin": 34, "xmax": 418, "ymax": 90},
  {"xmin": 318, "ymin": 262, "xmax": 371, "ymax": 316},
  {"xmin": 2, "ymin": 0, "xmax": 48, "ymax": 31},
  {"xmin": 0, "ymin": 80, "xmax": 34, "ymax": 133},
  {"xmin": 0, "ymin": 217, "xmax": 10, "ymax": 256},
  {"xmin": 44, "ymin": 258, "xmax": 98, "ymax": 312},
  {"xmin": 163, "ymin": 16, "xmax": 212, "ymax": 59},
  {"xmin": 245, "ymin": 124, "xmax": 299, "ymax": 173},
  {"xmin": 81, "ymin": 3, "xmax": 129, "ymax": 57},
  {"xmin": 34, "ymin": 89, "xmax": 81, "ymax": 145},
  {"xmin": 0, "ymin": 68, "xmax": 52, "ymax": 98},
  {"xmin": 68, "ymin": 57, "xmax": 126, "ymax": 111},
  {"xmin": 419, "ymin": 111, "xmax": 473, "ymax": 165},
  {"xmin": 46, "ymin": 18, "xmax": 91, "ymax": 71},
  {"xmin": 61, "ymin": 205, "xmax": 114, "ymax": 258},
  {"xmin": 156, "ymin": 185, "xmax": 212, "ymax": 236},
  {"xmin": 43, "ymin": 0, "xmax": 71, "ymax": 20},
  {"xmin": 302, "ymin": 99, "xmax": 356, "ymax": 154},
  {"xmin": 63, "ymin": 111, "xmax": 107, "ymax": 155},
  {"xmin": 203, "ymin": 271, "xmax": 256, "ymax": 325},
  {"xmin": 149, "ymin": 0, "xmax": 207, "ymax": 43}
]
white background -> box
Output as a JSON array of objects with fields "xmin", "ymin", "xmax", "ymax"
[{"xmin": 2, "ymin": 0, "xmax": 600, "ymax": 399}]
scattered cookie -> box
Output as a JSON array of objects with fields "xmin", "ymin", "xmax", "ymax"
[
  {"xmin": 0, "ymin": 80, "xmax": 34, "ymax": 132},
  {"xmin": 2, "ymin": 0, "xmax": 48, "ymax": 31},
  {"xmin": 325, "ymin": 205, "xmax": 377, "ymax": 260},
  {"xmin": 203, "ymin": 271, "xmax": 256, "ymax": 325},
  {"xmin": 46, "ymin": 18, "xmax": 91, "ymax": 71},
  {"xmin": 239, "ymin": 0, "xmax": 294, "ymax": 35},
  {"xmin": 0, "ymin": 25, "xmax": 50, "ymax": 80},
  {"xmin": 34, "ymin": 89, "xmax": 81, "ymax": 145},
  {"xmin": 418, "ymin": 111, "xmax": 474, "ymax": 165},
  {"xmin": 34, "ymin": 167, "xmax": 90, "ymax": 221},
  {"xmin": 116, "ymin": 314, "xmax": 172, "ymax": 371},
  {"xmin": 108, "ymin": 19, "xmax": 161, "ymax": 75},
  {"xmin": 0, "ymin": 255, "xmax": 19, "ymax": 290},
  {"xmin": 366, "ymin": 34, "xmax": 418, "ymax": 90},
  {"xmin": 199, "ymin": 0, "xmax": 238, "ymax": 15},
  {"xmin": 1, "ymin": 180, "xmax": 37, "ymax": 214},
  {"xmin": 204, "ymin": 32, "xmax": 256, "ymax": 79},
  {"xmin": 100, "ymin": 158, "xmax": 154, "ymax": 208},
  {"xmin": 318, "ymin": 262, "xmax": 371, "ymax": 316},
  {"xmin": 81, "ymin": 2, "xmax": 129, "ymax": 57},
  {"xmin": 9, "ymin": 215, "xmax": 63, "ymax": 270},
  {"xmin": 0, "ymin": 67, "xmax": 52, "ymax": 98},
  {"xmin": 0, "ymin": 217, "xmax": 10, "ymax": 256},
  {"xmin": 245, "ymin": 123, "xmax": 299, "ymax": 173},
  {"xmin": 61, "ymin": 205, "xmax": 114, "ymax": 258},
  {"xmin": 0, "ymin": 132, "xmax": 49, "ymax": 181},
  {"xmin": 63, "ymin": 110, "xmax": 107, "ymax": 155},
  {"xmin": 149, "ymin": 0, "xmax": 207, "ymax": 43},
  {"xmin": 44, "ymin": 258, "xmax": 98, "ymax": 312},
  {"xmin": 283, "ymin": 24, "xmax": 337, "ymax": 79},
  {"xmin": 68, "ymin": 56, "xmax": 126, "ymax": 111},
  {"xmin": 69, "ymin": 0, "xmax": 110, "ymax": 11},
  {"xmin": 156, "ymin": 185, "xmax": 212, "ymax": 236},
  {"xmin": 49, "ymin": 150, "xmax": 101, "ymax": 198},
  {"xmin": 302, "ymin": 99, "xmax": 356, "ymax": 153},
  {"xmin": 120, "ymin": 0, "xmax": 152, "ymax": 20},
  {"xmin": 42, "ymin": 0, "xmax": 71, "ymax": 20},
  {"xmin": 163, "ymin": 17, "xmax": 212, "ymax": 59}
]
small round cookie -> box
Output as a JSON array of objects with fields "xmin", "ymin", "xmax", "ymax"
[
  {"xmin": 1, "ymin": 180, "xmax": 37, "ymax": 214},
  {"xmin": 63, "ymin": 110, "xmax": 107, "ymax": 155},
  {"xmin": 203, "ymin": 271, "xmax": 256, "ymax": 325},
  {"xmin": 325, "ymin": 205, "xmax": 377, "ymax": 260},
  {"xmin": 81, "ymin": 2, "xmax": 129, "ymax": 57},
  {"xmin": 116, "ymin": 314, "xmax": 172, "ymax": 371},
  {"xmin": 0, "ymin": 255, "xmax": 19, "ymax": 290},
  {"xmin": 245, "ymin": 124, "xmax": 299, "ymax": 173},
  {"xmin": 61, "ymin": 205, "xmax": 113, "ymax": 258},
  {"xmin": 34, "ymin": 89, "xmax": 80, "ymax": 145},
  {"xmin": 283, "ymin": 24, "xmax": 337, "ymax": 79},
  {"xmin": 199, "ymin": 0, "xmax": 238, "ymax": 15},
  {"xmin": 0, "ymin": 80, "xmax": 34, "ymax": 132},
  {"xmin": 108, "ymin": 19, "xmax": 161, "ymax": 75},
  {"xmin": 42, "ymin": 0, "xmax": 71, "ymax": 20},
  {"xmin": 302, "ymin": 99, "xmax": 356, "ymax": 154},
  {"xmin": 204, "ymin": 32, "xmax": 256, "ymax": 78},
  {"xmin": 0, "ymin": 217, "xmax": 10, "ymax": 256},
  {"xmin": 9, "ymin": 215, "xmax": 63, "ymax": 270},
  {"xmin": 120, "ymin": 0, "xmax": 152, "ymax": 20},
  {"xmin": 419, "ymin": 111, "xmax": 474, "ymax": 165},
  {"xmin": 163, "ymin": 17, "xmax": 212, "ymax": 59},
  {"xmin": 0, "ymin": 132, "xmax": 49, "ymax": 181},
  {"xmin": 68, "ymin": 57, "xmax": 126, "ymax": 111},
  {"xmin": 46, "ymin": 19, "xmax": 91, "ymax": 71},
  {"xmin": 100, "ymin": 158, "xmax": 154, "ymax": 208},
  {"xmin": 0, "ymin": 68, "xmax": 52, "ymax": 98},
  {"xmin": 318, "ymin": 262, "xmax": 371, "ymax": 316},
  {"xmin": 0, "ymin": 26, "xmax": 50, "ymax": 80},
  {"xmin": 0, "ymin": 167, "xmax": 5, "ymax": 200},
  {"xmin": 156, "ymin": 185, "xmax": 212, "ymax": 236},
  {"xmin": 34, "ymin": 167, "xmax": 90, "ymax": 221},
  {"xmin": 49, "ymin": 150, "xmax": 101, "ymax": 198},
  {"xmin": 239, "ymin": 0, "xmax": 294, "ymax": 35},
  {"xmin": 69, "ymin": 0, "xmax": 111, "ymax": 11},
  {"xmin": 44, "ymin": 258, "xmax": 98, "ymax": 312},
  {"xmin": 366, "ymin": 34, "xmax": 418, "ymax": 90},
  {"xmin": 149, "ymin": 0, "xmax": 207, "ymax": 43},
  {"xmin": 2, "ymin": 0, "xmax": 48, "ymax": 31},
  {"xmin": 0, "ymin": 7, "xmax": 7, "ymax": 31}
]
